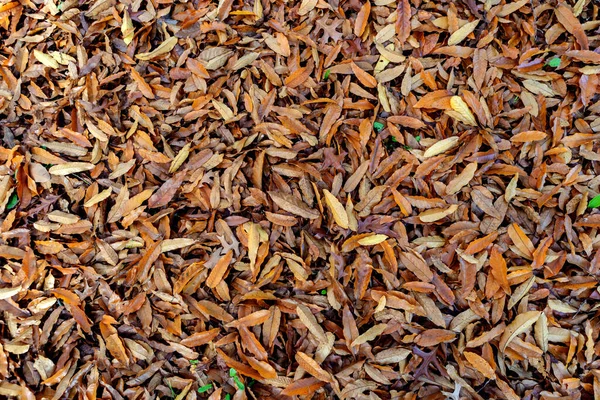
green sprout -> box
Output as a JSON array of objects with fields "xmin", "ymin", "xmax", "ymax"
[
  {"xmin": 320, "ymin": 289, "xmax": 327, "ymax": 295},
  {"xmin": 588, "ymin": 194, "xmax": 600, "ymax": 208},
  {"xmin": 323, "ymin": 69, "xmax": 331, "ymax": 80},
  {"xmin": 224, "ymin": 394, "xmax": 231, "ymax": 400},
  {"xmin": 415, "ymin": 135, "xmax": 421, "ymax": 143},
  {"xmin": 7, "ymin": 192, "xmax": 18, "ymax": 210},
  {"xmin": 189, "ymin": 359, "xmax": 199, "ymax": 365},
  {"xmin": 229, "ymin": 369, "xmax": 245, "ymax": 391},
  {"xmin": 547, "ymin": 57, "xmax": 560, "ymax": 68},
  {"xmin": 373, "ymin": 121, "xmax": 384, "ymax": 132},
  {"xmin": 197, "ymin": 384, "xmax": 212, "ymax": 394}
]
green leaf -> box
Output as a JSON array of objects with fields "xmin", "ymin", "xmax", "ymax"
[
  {"xmin": 323, "ymin": 69, "xmax": 330, "ymax": 80},
  {"xmin": 233, "ymin": 375, "xmax": 245, "ymax": 391},
  {"xmin": 415, "ymin": 135, "xmax": 421, "ymax": 143},
  {"xmin": 547, "ymin": 57, "xmax": 560, "ymax": 68},
  {"xmin": 224, "ymin": 394, "xmax": 231, "ymax": 400},
  {"xmin": 588, "ymin": 194, "xmax": 600, "ymax": 208},
  {"xmin": 391, "ymin": 136, "xmax": 398, "ymax": 142},
  {"xmin": 229, "ymin": 368, "xmax": 238, "ymax": 377},
  {"xmin": 373, "ymin": 121, "xmax": 384, "ymax": 132},
  {"xmin": 197, "ymin": 384, "xmax": 213, "ymax": 394},
  {"xmin": 189, "ymin": 359, "xmax": 199, "ymax": 365},
  {"xmin": 7, "ymin": 192, "xmax": 18, "ymax": 210}
]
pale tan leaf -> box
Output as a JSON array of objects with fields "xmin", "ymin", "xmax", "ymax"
[
  {"xmin": 323, "ymin": 189, "xmax": 349, "ymax": 229},
  {"xmin": 446, "ymin": 162, "xmax": 477, "ymax": 195},
  {"xmin": 49, "ymin": 162, "xmax": 94, "ymax": 175},
  {"xmin": 351, "ymin": 324, "xmax": 387, "ymax": 347},
  {"xmin": 298, "ymin": 0, "xmax": 317, "ymax": 15},
  {"xmin": 268, "ymin": 191, "xmax": 319, "ymax": 219},
  {"xmin": 296, "ymin": 305, "xmax": 328, "ymax": 344},
  {"xmin": 534, "ymin": 312, "xmax": 548, "ymax": 352},
  {"xmin": 499, "ymin": 311, "xmax": 541, "ymax": 352},
  {"xmin": 423, "ymin": 136, "xmax": 460, "ymax": 158}
]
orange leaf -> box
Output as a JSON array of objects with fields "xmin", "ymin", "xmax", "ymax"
[
  {"xmin": 532, "ymin": 237, "xmax": 553, "ymax": 269},
  {"xmin": 285, "ymin": 66, "xmax": 310, "ymax": 88},
  {"xmin": 510, "ymin": 130, "xmax": 547, "ymax": 142},
  {"xmin": 395, "ymin": 0, "xmax": 411, "ymax": 45},
  {"xmin": 507, "ymin": 223, "xmax": 535, "ymax": 259},
  {"xmin": 207, "ymin": 250, "xmax": 233, "ymax": 288},
  {"xmin": 353, "ymin": 1, "xmax": 371, "ymax": 37},
  {"xmin": 413, "ymin": 90, "xmax": 453, "ymax": 109},
  {"xmin": 281, "ymin": 377, "xmax": 326, "ymax": 396},
  {"xmin": 350, "ymin": 62, "xmax": 377, "ymax": 88},
  {"xmin": 216, "ymin": 349, "xmax": 262, "ymax": 380},
  {"xmin": 180, "ymin": 328, "xmax": 220, "ymax": 347},
  {"xmin": 295, "ymin": 352, "xmax": 332, "ymax": 382},
  {"xmin": 465, "ymin": 232, "xmax": 498, "ymax": 255},
  {"xmin": 489, "ymin": 247, "xmax": 510, "ymax": 294},
  {"xmin": 555, "ymin": 4, "xmax": 588, "ymax": 50},
  {"xmin": 464, "ymin": 351, "xmax": 496, "ymax": 379},
  {"xmin": 415, "ymin": 329, "xmax": 456, "ymax": 346}
]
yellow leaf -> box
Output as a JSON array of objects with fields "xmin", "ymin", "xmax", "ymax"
[
  {"xmin": 169, "ymin": 143, "xmax": 190, "ymax": 173},
  {"xmin": 122, "ymin": 10, "xmax": 134, "ymax": 45},
  {"xmin": 323, "ymin": 189, "xmax": 349, "ymax": 229},
  {"xmin": 450, "ymin": 96, "xmax": 477, "ymax": 126},
  {"xmin": 84, "ymin": 187, "xmax": 112, "ymax": 207},
  {"xmin": 423, "ymin": 136, "xmax": 460, "ymax": 158},
  {"xmin": 448, "ymin": 20, "xmax": 479, "ymax": 46},
  {"xmin": 212, "ymin": 100, "xmax": 235, "ymax": 120},
  {"xmin": 418, "ymin": 204, "xmax": 458, "ymax": 222},
  {"xmin": 33, "ymin": 50, "xmax": 59, "ymax": 69},
  {"xmin": 357, "ymin": 234, "xmax": 388, "ymax": 246},
  {"xmin": 136, "ymin": 36, "xmax": 177, "ymax": 60}
]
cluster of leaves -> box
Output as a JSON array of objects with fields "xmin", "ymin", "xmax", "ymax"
[{"xmin": 0, "ymin": 0, "xmax": 600, "ymax": 398}]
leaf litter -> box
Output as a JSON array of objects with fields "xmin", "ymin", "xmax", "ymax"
[{"xmin": 0, "ymin": 0, "xmax": 600, "ymax": 399}]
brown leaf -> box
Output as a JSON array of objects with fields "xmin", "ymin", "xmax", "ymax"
[
  {"xmin": 555, "ymin": 4, "xmax": 588, "ymax": 50},
  {"xmin": 395, "ymin": 0, "xmax": 411, "ymax": 45},
  {"xmin": 350, "ymin": 62, "xmax": 377, "ymax": 88},
  {"xmin": 268, "ymin": 191, "xmax": 320, "ymax": 219}
]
